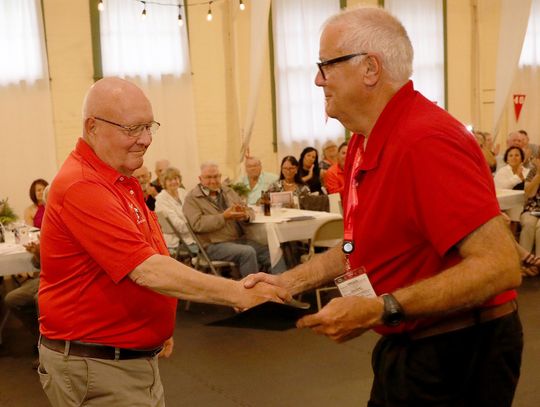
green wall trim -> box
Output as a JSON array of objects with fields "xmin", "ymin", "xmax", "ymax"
[
  {"xmin": 89, "ymin": 0, "xmax": 103, "ymax": 81},
  {"xmin": 443, "ymin": 0, "xmax": 448, "ymax": 110},
  {"xmin": 268, "ymin": 8, "xmax": 278, "ymax": 153}
]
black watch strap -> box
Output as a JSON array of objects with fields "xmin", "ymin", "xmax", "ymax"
[{"xmin": 381, "ymin": 293, "xmax": 405, "ymax": 327}]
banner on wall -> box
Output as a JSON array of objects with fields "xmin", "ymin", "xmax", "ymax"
[{"xmin": 513, "ymin": 94, "xmax": 526, "ymax": 122}]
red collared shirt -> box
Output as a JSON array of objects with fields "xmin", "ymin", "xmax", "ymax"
[
  {"xmin": 342, "ymin": 81, "xmax": 515, "ymax": 335},
  {"xmin": 39, "ymin": 138, "xmax": 176, "ymax": 348},
  {"xmin": 325, "ymin": 163, "xmax": 345, "ymax": 195}
]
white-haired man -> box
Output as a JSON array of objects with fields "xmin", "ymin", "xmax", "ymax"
[
  {"xmin": 184, "ymin": 162, "xmax": 286, "ymax": 277},
  {"xmin": 239, "ymin": 156, "xmax": 278, "ymax": 205},
  {"xmin": 246, "ymin": 7, "xmax": 522, "ymax": 406}
]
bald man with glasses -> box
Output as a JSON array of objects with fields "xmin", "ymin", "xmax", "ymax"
[{"xmin": 37, "ymin": 77, "xmax": 289, "ymax": 407}]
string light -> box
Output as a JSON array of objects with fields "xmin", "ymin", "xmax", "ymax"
[
  {"xmin": 141, "ymin": 1, "xmax": 147, "ymax": 20},
  {"xmin": 239, "ymin": 0, "xmax": 245, "ymax": 11},
  {"xmin": 207, "ymin": 1, "xmax": 213, "ymax": 22},
  {"xmin": 98, "ymin": 0, "xmax": 105, "ymax": 11},
  {"xmin": 177, "ymin": 5, "xmax": 184, "ymax": 26}
]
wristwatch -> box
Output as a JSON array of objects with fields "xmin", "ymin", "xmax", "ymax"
[{"xmin": 381, "ymin": 293, "xmax": 405, "ymax": 327}]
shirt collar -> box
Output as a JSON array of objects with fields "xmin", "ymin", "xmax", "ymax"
[
  {"xmin": 359, "ymin": 80, "xmax": 417, "ymax": 171},
  {"xmin": 74, "ymin": 138, "xmax": 131, "ymax": 185}
]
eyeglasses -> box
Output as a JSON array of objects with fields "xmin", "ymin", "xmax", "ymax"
[
  {"xmin": 317, "ymin": 52, "xmax": 367, "ymax": 80},
  {"xmin": 201, "ymin": 174, "xmax": 222, "ymax": 180},
  {"xmin": 282, "ymin": 166, "xmax": 297, "ymax": 171},
  {"xmin": 93, "ymin": 117, "xmax": 160, "ymax": 138}
]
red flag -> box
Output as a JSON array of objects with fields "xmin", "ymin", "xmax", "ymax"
[{"xmin": 513, "ymin": 94, "xmax": 526, "ymax": 122}]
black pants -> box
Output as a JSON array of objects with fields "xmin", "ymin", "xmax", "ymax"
[{"xmin": 368, "ymin": 312, "xmax": 523, "ymax": 407}]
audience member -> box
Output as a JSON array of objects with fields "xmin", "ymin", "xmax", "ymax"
[
  {"xmin": 132, "ymin": 165, "xmax": 158, "ymax": 210},
  {"xmin": 183, "ymin": 162, "xmax": 286, "ymax": 277},
  {"xmin": 473, "ymin": 131, "xmax": 497, "ymax": 172},
  {"xmin": 319, "ymin": 140, "xmax": 338, "ymax": 171},
  {"xmin": 494, "ymin": 146, "xmax": 529, "ymax": 190},
  {"xmin": 239, "ymin": 157, "xmax": 278, "ymax": 205},
  {"xmin": 298, "ymin": 147, "xmax": 324, "ymax": 194},
  {"xmin": 24, "ymin": 178, "xmax": 48, "ymax": 228},
  {"xmin": 324, "ymin": 141, "xmax": 348, "ymax": 195},
  {"xmin": 155, "ymin": 167, "xmax": 196, "ymax": 256},
  {"xmin": 268, "ymin": 156, "xmax": 310, "ymax": 202},
  {"xmin": 520, "ymin": 154, "xmax": 540, "ymax": 258},
  {"xmin": 518, "ymin": 129, "xmax": 539, "ymax": 169},
  {"xmin": 151, "ymin": 159, "xmax": 170, "ymax": 193}
]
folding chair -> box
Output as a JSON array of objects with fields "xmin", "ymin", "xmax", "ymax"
[
  {"xmin": 301, "ymin": 218, "xmax": 344, "ymax": 310},
  {"xmin": 156, "ymin": 212, "xmax": 193, "ymax": 264}
]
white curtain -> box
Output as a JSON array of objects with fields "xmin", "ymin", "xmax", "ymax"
[
  {"xmin": 385, "ymin": 0, "xmax": 445, "ymax": 107},
  {"xmin": 99, "ymin": 0, "xmax": 200, "ymax": 191},
  {"xmin": 492, "ymin": 0, "xmax": 532, "ymax": 137},
  {"xmin": 0, "ymin": 0, "xmax": 57, "ymax": 218},
  {"xmin": 507, "ymin": 0, "xmax": 539, "ymax": 143},
  {"xmin": 272, "ymin": 0, "xmax": 343, "ymax": 159}
]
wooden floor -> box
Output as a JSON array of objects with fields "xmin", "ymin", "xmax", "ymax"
[{"xmin": 1, "ymin": 278, "xmax": 539, "ymax": 407}]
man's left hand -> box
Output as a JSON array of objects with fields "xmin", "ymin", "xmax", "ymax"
[
  {"xmin": 296, "ymin": 296, "xmax": 383, "ymax": 343},
  {"xmin": 158, "ymin": 337, "xmax": 174, "ymax": 358}
]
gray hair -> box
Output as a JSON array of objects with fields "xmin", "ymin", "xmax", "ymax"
[
  {"xmin": 200, "ymin": 161, "xmax": 219, "ymax": 173},
  {"xmin": 324, "ymin": 7, "xmax": 413, "ymax": 86}
]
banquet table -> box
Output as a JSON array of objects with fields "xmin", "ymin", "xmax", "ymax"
[
  {"xmin": 245, "ymin": 208, "xmax": 342, "ymax": 267},
  {"xmin": 0, "ymin": 243, "xmax": 34, "ymax": 277}
]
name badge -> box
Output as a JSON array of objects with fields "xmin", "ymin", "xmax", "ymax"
[{"xmin": 334, "ymin": 267, "xmax": 376, "ymax": 298}]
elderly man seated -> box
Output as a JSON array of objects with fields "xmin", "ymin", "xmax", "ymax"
[
  {"xmin": 184, "ymin": 162, "xmax": 285, "ymax": 277},
  {"xmin": 324, "ymin": 141, "xmax": 348, "ymax": 196},
  {"xmin": 238, "ymin": 156, "xmax": 278, "ymax": 205},
  {"xmin": 133, "ymin": 165, "xmax": 158, "ymax": 211}
]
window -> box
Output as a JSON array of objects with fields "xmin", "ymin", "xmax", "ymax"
[
  {"xmin": 0, "ymin": 0, "xmax": 46, "ymax": 86},
  {"xmin": 99, "ymin": 0, "xmax": 189, "ymax": 79},
  {"xmin": 385, "ymin": 0, "xmax": 446, "ymax": 107},
  {"xmin": 519, "ymin": 0, "xmax": 540, "ymax": 67},
  {"xmin": 272, "ymin": 0, "xmax": 343, "ymax": 153}
]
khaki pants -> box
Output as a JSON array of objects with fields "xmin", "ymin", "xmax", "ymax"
[{"xmin": 37, "ymin": 344, "xmax": 165, "ymax": 407}]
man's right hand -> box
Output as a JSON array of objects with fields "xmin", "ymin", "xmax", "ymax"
[
  {"xmin": 234, "ymin": 279, "xmax": 291, "ymax": 310},
  {"xmin": 243, "ymin": 272, "xmax": 284, "ymax": 290}
]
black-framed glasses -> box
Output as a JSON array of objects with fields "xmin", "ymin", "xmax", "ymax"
[
  {"xmin": 317, "ymin": 52, "xmax": 367, "ymax": 80},
  {"xmin": 93, "ymin": 117, "xmax": 160, "ymax": 138}
]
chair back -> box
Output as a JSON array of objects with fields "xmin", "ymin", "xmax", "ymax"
[
  {"xmin": 328, "ymin": 193, "xmax": 342, "ymax": 215},
  {"xmin": 309, "ymin": 218, "xmax": 344, "ymax": 256},
  {"xmin": 156, "ymin": 212, "xmax": 192, "ymax": 261}
]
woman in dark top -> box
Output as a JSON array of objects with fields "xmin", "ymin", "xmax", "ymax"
[{"xmin": 298, "ymin": 147, "xmax": 324, "ymax": 194}]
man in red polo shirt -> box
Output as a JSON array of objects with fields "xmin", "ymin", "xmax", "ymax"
[
  {"xmin": 245, "ymin": 7, "xmax": 522, "ymax": 406},
  {"xmin": 37, "ymin": 77, "xmax": 288, "ymax": 407},
  {"xmin": 324, "ymin": 141, "xmax": 348, "ymax": 195}
]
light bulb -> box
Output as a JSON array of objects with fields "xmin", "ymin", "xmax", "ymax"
[
  {"xmin": 239, "ymin": 0, "xmax": 245, "ymax": 11},
  {"xmin": 141, "ymin": 8, "xmax": 147, "ymax": 20},
  {"xmin": 207, "ymin": 9, "xmax": 213, "ymax": 21},
  {"xmin": 98, "ymin": 0, "xmax": 104, "ymax": 11},
  {"xmin": 178, "ymin": 14, "xmax": 184, "ymax": 26}
]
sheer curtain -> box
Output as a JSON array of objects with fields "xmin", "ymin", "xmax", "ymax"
[
  {"xmin": 385, "ymin": 0, "xmax": 445, "ymax": 106},
  {"xmin": 508, "ymin": 0, "xmax": 540, "ymax": 143},
  {"xmin": 0, "ymin": 0, "xmax": 57, "ymax": 217},
  {"xmin": 99, "ymin": 0, "xmax": 200, "ymax": 190},
  {"xmin": 272, "ymin": 0, "xmax": 343, "ymax": 159}
]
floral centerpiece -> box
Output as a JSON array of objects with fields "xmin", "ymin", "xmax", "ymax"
[
  {"xmin": 229, "ymin": 182, "xmax": 251, "ymax": 203},
  {"xmin": 0, "ymin": 198, "xmax": 18, "ymax": 225}
]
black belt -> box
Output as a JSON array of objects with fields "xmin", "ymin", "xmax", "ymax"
[{"xmin": 40, "ymin": 336, "xmax": 163, "ymax": 360}]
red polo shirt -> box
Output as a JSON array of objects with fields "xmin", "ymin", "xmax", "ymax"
[
  {"xmin": 39, "ymin": 138, "xmax": 176, "ymax": 348},
  {"xmin": 325, "ymin": 163, "xmax": 345, "ymax": 195},
  {"xmin": 343, "ymin": 81, "xmax": 515, "ymax": 335}
]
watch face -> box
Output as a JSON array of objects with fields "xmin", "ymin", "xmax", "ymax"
[
  {"xmin": 384, "ymin": 312, "xmax": 403, "ymax": 327},
  {"xmin": 382, "ymin": 294, "xmax": 404, "ymax": 327}
]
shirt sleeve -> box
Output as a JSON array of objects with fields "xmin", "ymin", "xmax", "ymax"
[
  {"xmin": 405, "ymin": 133, "xmax": 500, "ymax": 256},
  {"xmin": 60, "ymin": 181, "xmax": 157, "ymax": 283}
]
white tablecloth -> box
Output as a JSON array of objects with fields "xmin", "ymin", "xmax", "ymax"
[
  {"xmin": 0, "ymin": 243, "xmax": 33, "ymax": 276},
  {"xmin": 496, "ymin": 189, "xmax": 525, "ymax": 221},
  {"xmin": 245, "ymin": 208, "xmax": 342, "ymax": 267}
]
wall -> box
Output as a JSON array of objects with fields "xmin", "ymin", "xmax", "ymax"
[{"xmin": 10, "ymin": 0, "xmax": 510, "ymax": 217}]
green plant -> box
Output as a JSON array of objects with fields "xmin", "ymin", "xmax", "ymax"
[
  {"xmin": 229, "ymin": 182, "xmax": 250, "ymax": 198},
  {"xmin": 0, "ymin": 198, "xmax": 18, "ymax": 225}
]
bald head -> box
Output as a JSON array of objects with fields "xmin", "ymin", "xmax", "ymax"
[{"xmin": 81, "ymin": 77, "xmax": 155, "ymax": 176}]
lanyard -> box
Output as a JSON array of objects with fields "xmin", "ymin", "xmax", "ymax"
[{"xmin": 342, "ymin": 133, "xmax": 366, "ymax": 258}]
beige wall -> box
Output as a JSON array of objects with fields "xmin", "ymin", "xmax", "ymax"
[{"xmin": 40, "ymin": 0, "xmax": 502, "ymax": 182}]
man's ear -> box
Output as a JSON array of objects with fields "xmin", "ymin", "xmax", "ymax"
[
  {"xmin": 84, "ymin": 117, "xmax": 97, "ymax": 138},
  {"xmin": 364, "ymin": 55, "xmax": 382, "ymax": 87}
]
